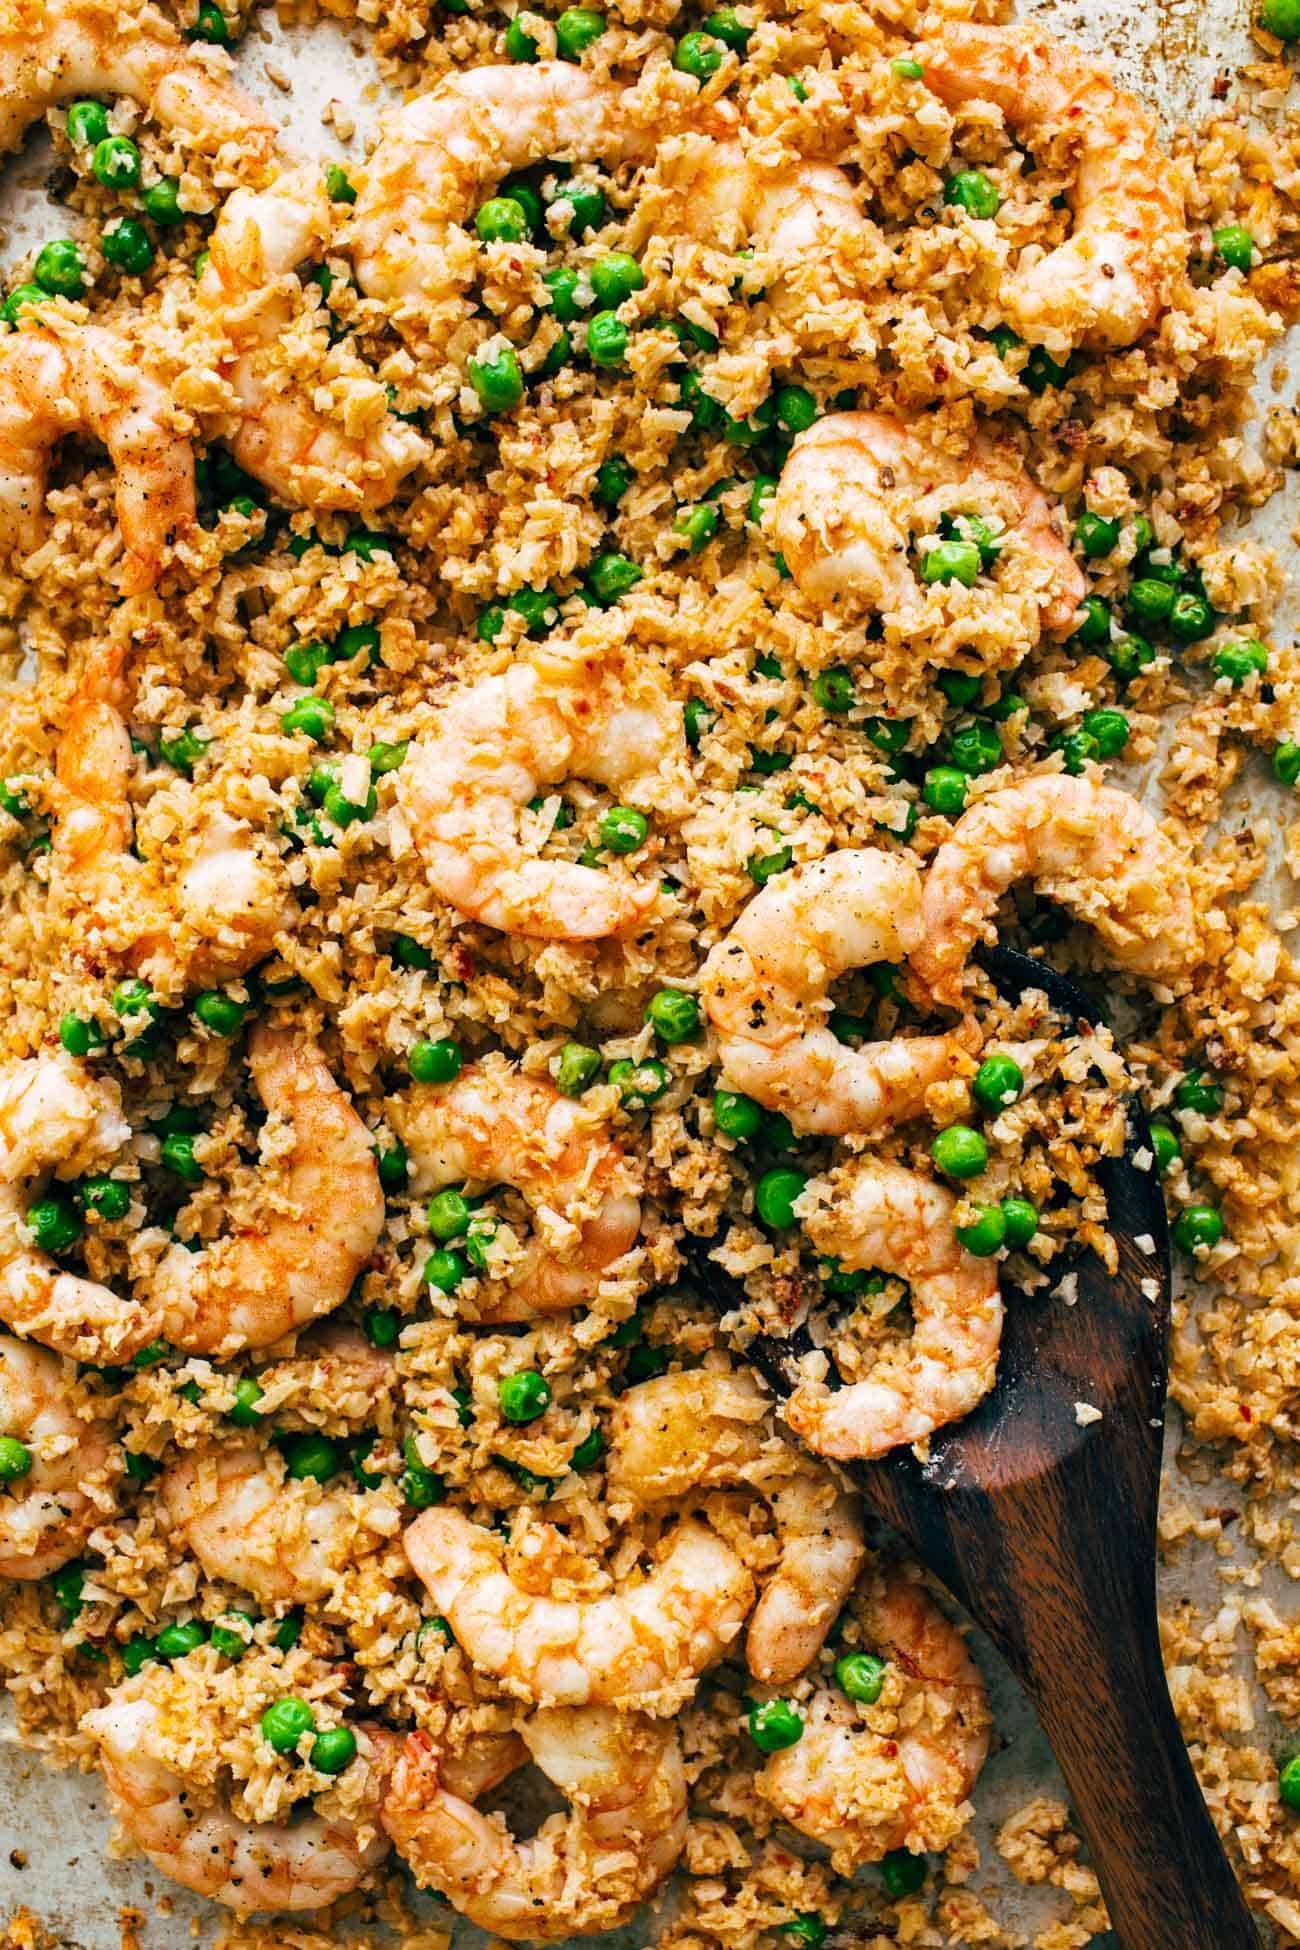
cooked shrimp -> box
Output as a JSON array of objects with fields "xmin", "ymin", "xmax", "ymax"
[
  {"xmin": 397, "ymin": 636, "xmax": 680, "ymax": 939},
  {"xmin": 0, "ymin": 1051, "xmax": 156, "ymax": 1360},
  {"xmin": 784, "ymin": 1159, "xmax": 1003, "ymax": 1461},
  {"xmin": 759, "ymin": 1564, "xmax": 990, "ymax": 1872},
  {"xmin": 197, "ymin": 167, "xmax": 429, "ymax": 512},
  {"xmin": 772, "ymin": 412, "xmax": 1084, "ymax": 632},
  {"xmin": 0, "ymin": 324, "xmax": 194, "ymax": 592},
  {"xmin": 84, "ymin": 1682, "xmax": 393, "ymax": 1912},
  {"xmin": 608, "ymin": 1366, "xmax": 866, "ymax": 1685},
  {"xmin": 911, "ymin": 773, "xmax": 1199, "ymax": 1007},
  {"xmin": 350, "ymin": 64, "xmax": 658, "ymax": 317},
  {"xmin": 0, "ymin": 0, "xmax": 275, "ymax": 157},
  {"xmin": 912, "ymin": 22, "xmax": 1185, "ymax": 350},
  {"xmin": 673, "ymin": 141, "xmax": 871, "ymax": 303},
  {"xmin": 391, "ymin": 1058, "xmax": 640, "ymax": 1321},
  {"xmin": 146, "ymin": 1025, "xmax": 384, "ymax": 1356},
  {"xmin": 382, "ymin": 1708, "xmax": 687, "ymax": 1939},
  {"xmin": 404, "ymin": 1506, "xmax": 754, "ymax": 1710},
  {"xmin": 701, "ymin": 852, "xmax": 973, "ymax": 1138},
  {"xmin": 0, "ymin": 1335, "xmax": 112, "ymax": 1578},
  {"xmin": 54, "ymin": 638, "xmax": 291, "ymax": 996},
  {"xmin": 161, "ymin": 1445, "xmax": 394, "ymax": 1606}
]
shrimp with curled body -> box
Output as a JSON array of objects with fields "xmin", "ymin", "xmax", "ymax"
[
  {"xmin": 0, "ymin": 324, "xmax": 194, "ymax": 592},
  {"xmin": 196, "ymin": 167, "xmax": 429, "ymax": 513},
  {"xmin": 784, "ymin": 1159, "xmax": 1003, "ymax": 1461},
  {"xmin": 911, "ymin": 773, "xmax": 1199, "ymax": 1008},
  {"xmin": 759, "ymin": 1564, "xmax": 990, "ymax": 1872},
  {"xmin": 382, "ymin": 1708, "xmax": 687, "ymax": 1939},
  {"xmin": 772, "ymin": 412, "xmax": 1084, "ymax": 632},
  {"xmin": 0, "ymin": 1335, "xmax": 113, "ymax": 1578},
  {"xmin": 161, "ymin": 1444, "xmax": 396, "ymax": 1607},
  {"xmin": 608, "ymin": 1365, "xmax": 866, "ymax": 1685},
  {"xmin": 913, "ymin": 21, "xmax": 1185, "ymax": 351},
  {"xmin": 145, "ymin": 1024, "xmax": 384, "ymax": 1355},
  {"xmin": 404, "ymin": 1505, "xmax": 754, "ymax": 1709},
  {"xmin": 397, "ymin": 636, "xmax": 682, "ymax": 939},
  {"xmin": 0, "ymin": 0, "xmax": 275, "ymax": 157},
  {"xmin": 391, "ymin": 1059, "xmax": 640, "ymax": 1321},
  {"xmin": 0, "ymin": 1050, "xmax": 156, "ymax": 1360},
  {"xmin": 54, "ymin": 637, "xmax": 292, "ymax": 996},
  {"xmin": 84, "ymin": 1680, "xmax": 394, "ymax": 1912},
  {"xmin": 701, "ymin": 851, "xmax": 973, "ymax": 1138}
]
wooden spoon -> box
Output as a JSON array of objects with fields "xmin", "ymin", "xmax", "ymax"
[{"xmin": 686, "ymin": 945, "xmax": 1260, "ymax": 1949}]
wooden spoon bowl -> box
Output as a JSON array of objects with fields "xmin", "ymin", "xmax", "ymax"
[{"xmin": 686, "ymin": 945, "xmax": 1260, "ymax": 1950}]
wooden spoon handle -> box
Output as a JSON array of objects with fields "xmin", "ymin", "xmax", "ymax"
[{"xmin": 1013, "ymin": 1565, "xmax": 1260, "ymax": 1949}]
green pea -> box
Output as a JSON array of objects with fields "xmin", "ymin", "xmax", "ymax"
[
  {"xmin": 322, "ymin": 777, "xmax": 377, "ymax": 828},
  {"xmin": 1068, "ymin": 595, "xmax": 1110, "ymax": 647},
  {"xmin": 536, "ymin": 325, "xmax": 572, "ymax": 377},
  {"xmin": 704, "ymin": 6, "xmax": 750, "ymax": 49},
  {"xmin": 748, "ymin": 845, "xmax": 793, "ymax": 886},
  {"xmin": 555, "ymin": 5, "xmax": 606, "ymax": 57},
  {"xmin": 863, "ymin": 716, "xmax": 910, "ymax": 756},
  {"xmin": 1000, "ymin": 1197, "xmax": 1039, "ymax": 1250},
  {"xmin": 608, "ymin": 1057, "xmax": 669, "ymax": 1107},
  {"xmin": 101, "ymin": 215, "xmax": 154, "ymax": 274},
  {"xmin": 554, "ymin": 1042, "xmax": 600, "ymax": 1097},
  {"xmin": 281, "ymin": 695, "xmax": 335, "ymax": 742},
  {"xmin": 812, "ymin": 666, "xmax": 855, "ymax": 713},
  {"xmin": 363, "ymin": 1308, "xmax": 400, "ymax": 1352},
  {"xmin": 409, "ymin": 1038, "xmax": 463, "ymax": 1085},
  {"xmin": 193, "ymin": 990, "xmax": 246, "ymax": 1035},
  {"xmin": 158, "ymin": 726, "xmax": 209, "ymax": 776},
  {"xmin": 779, "ymin": 1917, "xmax": 826, "ymax": 1947},
  {"xmin": 891, "ymin": 55, "xmax": 923, "ymax": 77},
  {"xmin": 748, "ymin": 1698, "xmax": 804, "ymax": 1752},
  {"xmin": 787, "ymin": 74, "xmax": 808, "ymax": 101},
  {"xmin": 1101, "ymin": 632, "xmax": 1154, "ymax": 682},
  {"xmin": 416, "ymin": 1614, "xmax": 454, "ymax": 1654},
  {"xmin": 499, "ymin": 176, "xmax": 543, "ymax": 231},
  {"xmin": 273, "ymin": 1610, "xmax": 303, "ymax": 1651},
  {"xmin": 1175, "ymin": 1068, "xmax": 1222, "ymax": 1115},
  {"xmin": 464, "ymin": 1213, "xmax": 497, "ymax": 1272},
  {"xmin": 1274, "ymin": 740, "xmax": 1300, "ymax": 787},
  {"xmin": 955, "ymin": 1203, "xmax": 1007, "ymax": 1257},
  {"xmin": 156, "ymin": 1619, "xmax": 206, "ymax": 1661},
  {"xmin": 714, "ymin": 1089, "xmax": 764, "ymax": 1141},
  {"xmin": 594, "ymin": 455, "xmax": 634, "ymax": 507},
  {"xmin": 336, "ymin": 622, "xmax": 381, "ymax": 664},
  {"xmin": 1127, "ymin": 577, "xmax": 1175, "ymax": 628},
  {"xmin": 570, "ymin": 1427, "xmax": 605, "ymax": 1471},
  {"xmin": 1169, "ymin": 590, "xmax": 1216, "ymax": 642},
  {"xmin": 66, "ymin": 101, "xmax": 109, "ymax": 148},
  {"xmin": 342, "ymin": 529, "xmax": 395, "ymax": 562},
  {"xmin": 427, "ymin": 1188, "xmax": 472, "ymax": 1243},
  {"xmin": 673, "ymin": 28, "xmax": 725, "ymax": 80},
  {"xmin": 51, "ymin": 1563, "xmax": 86, "ymax": 1614},
  {"xmin": 1261, "ymin": 0, "xmax": 1300, "ymax": 39},
  {"xmin": 141, "ymin": 177, "xmax": 184, "ymax": 225},
  {"xmin": 1149, "ymin": 1123, "xmax": 1181, "ymax": 1175},
  {"xmin": 505, "ymin": 14, "xmax": 539, "ymax": 58},
  {"xmin": 0, "ymin": 1436, "xmax": 32, "ymax": 1481},
  {"xmin": 922, "ymin": 538, "xmax": 981, "ymax": 587},
  {"xmin": 112, "ymin": 977, "xmax": 158, "ymax": 1027},
  {"xmin": 1213, "ymin": 638, "xmax": 1269, "ymax": 686},
  {"xmin": 931, "ymin": 1124, "xmax": 988, "ymax": 1180},
  {"xmin": 210, "ymin": 1611, "xmax": 256, "ymax": 1660},
  {"xmin": 3, "ymin": 282, "xmax": 51, "ymax": 324},
  {"xmin": 937, "ymin": 670, "xmax": 981, "ymax": 708},
  {"xmin": 586, "ymin": 551, "xmax": 642, "ymax": 606},
  {"xmin": 131, "ymin": 1341, "xmax": 170, "ymax": 1369},
  {"xmin": 678, "ymin": 368, "xmax": 724, "ymax": 432},
  {"xmin": 424, "ymin": 1247, "xmax": 469, "ymax": 1293},
  {"xmin": 586, "ymin": 309, "xmax": 629, "ymax": 367},
  {"xmin": 27, "ymin": 1195, "xmax": 82, "ymax": 1253},
  {"xmin": 881, "ymin": 1850, "xmax": 927, "ymax": 1898},
  {"xmin": 684, "ymin": 698, "xmax": 717, "ymax": 748},
  {"xmin": 922, "ymin": 766, "xmax": 967, "ymax": 816},
  {"xmin": 674, "ymin": 504, "xmax": 718, "ymax": 553},
  {"xmin": 646, "ymin": 988, "xmax": 699, "ymax": 1044},
  {"xmin": 945, "ymin": 169, "xmax": 1000, "ymax": 219},
  {"xmin": 1051, "ymin": 728, "xmax": 1100, "ymax": 776},
  {"xmin": 33, "ymin": 239, "xmax": 85, "ymax": 298},
  {"xmin": 1081, "ymin": 708, "xmax": 1131, "ymax": 757},
  {"xmin": 1074, "ymin": 510, "xmax": 1120, "ymax": 559},
  {"xmin": 1173, "ymin": 1205, "xmax": 1224, "ymax": 1253},
  {"xmin": 261, "ymin": 1697, "xmax": 316, "ymax": 1753},
  {"xmin": 972, "ymin": 1053, "xmax": 1024, "ymax": 1112},
  {"xmin": 121, "ymin": 1634, "xmax": 157, "ymax": 1673},
  {"xmin": 948, "ymin": 720, "xmax": 1002, "ymax": 776},
  {"xmin": 324, "ymin": 163, "xmax": 356, "ymax": 206},
  {"xmin": 476, "ymin": 195, "xmax": 529, "ymax": 244},
  {"xmin": 281, "ymin": 1433, "xmax": 339, "ymax": 1482},
  {"xmin": 161, "ymin": 1130, "xmax": 202, "ymax": 1183},
  {"xmin": 369, "ymin": 739, "xmax": 409, "ymax": 776},
  {"xmin": 189, "ymin": 0, "xmax": 232, "ymax": 41},
  {"xmin": 540, "ymin": 266, "xmax": 583, "ymax": 324},
  {"xmin": 749, "ymin": 474, "xmax": 778, "ymax": 526},
  {"xmin": 77, "ymin": 1174, "xmax": 130, "ymax": 1222},
  {"xmin": 1023, "ymin": 345, "xmax": 1072, "ymax": 394},
  {"xmin": 499, "ymin": 1369, "xmax": 551, "ymax": 1423},
  {"xmin": 774, "ymin": 383, "xmax": 817, "ymax": 432},
  {"xmin": 93, "ymin": 135, "xmax": 141, "ymax": 190},
  {"xmin": 835, "ymin": 1651, "xmax": 887, "ymax": 1703},
  {"xmin": 550, "ymin": 177, "xmax": 606, "ymax": 236},
  {"xmin": 227, "ymin": 1376, "xmax": 264, "ymax": 1428},
  {"xmin": 754, "ymin": 1166, "xmax": 807, "ymax": 1229},
  {"xmin": 311, "ymin": 1726, "xmax": 358, "ymax": 1774},
  {"xmin": 599, "ymin": 805, "xmax": 649, "ymax": 854},
  {"xmin": 283, "ymin": 639, "xmax": 325, "ymax": 686},
  {"xmin": 376, "ymin": 1140, "xmax": 409, "ymax": 1193},
  {"xmin": 469, "ymin": 343, "xmax": 524, "ymax": 414},
  {"xmin": 1212, "ymin": 223, "xmax": 1254, "ymax": 272},
  {"xmin": 401, "ymin": 1434, "xmax": 444, "ymax": 1509}
]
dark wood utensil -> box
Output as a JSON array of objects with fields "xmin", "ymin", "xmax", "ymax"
[{"xmin": 686, "ymin": 945, "xmax": 1260, "ymax": 1950}]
